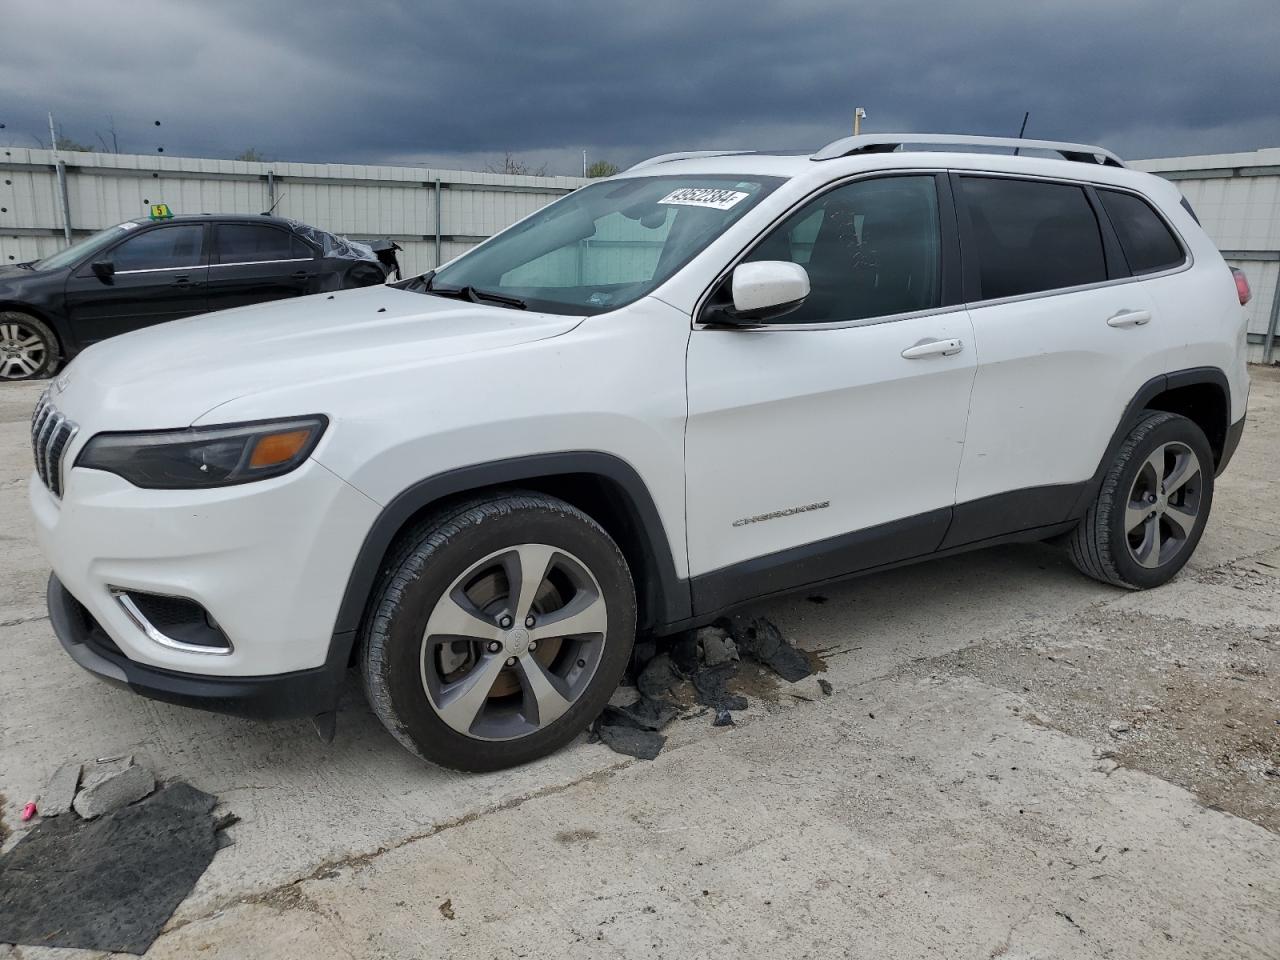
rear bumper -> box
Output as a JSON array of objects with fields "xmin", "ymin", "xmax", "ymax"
[
  {"xmin": 1217, "ymin": 415, "xmax": 1246, "ymax": 476},
  {"xmin": 47, "ymin": 573, "xmax": 343, "ymax": 720}
]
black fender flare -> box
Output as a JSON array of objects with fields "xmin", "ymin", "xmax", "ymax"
[
  {"xmin": 323, "ymin": 451, "xmax": 692, "ymax": 680},
  {"xmin": 1067, "ymin": 365, "xmax": 1231, "ymax": 520}
]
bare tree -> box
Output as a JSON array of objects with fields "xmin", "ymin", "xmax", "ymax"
[
  {"xmin": 486, "ymin": 151, "xmax": 548, "ymax": 177},
  {"xmin": 94, "ymin": 115, "xmax": 120, "ymax": 153},
  {"xmin": 235, "ymin": 147, "xmax": 267, "ymax": 162}
]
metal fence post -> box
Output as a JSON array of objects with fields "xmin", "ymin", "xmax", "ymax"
[
  {"xmin": 55, "ymin": 160, "xmax": 72, "ymax": 244},
  {"xmin": 434, "ymin": 178, "xmax": 442, "ymax": 266},
  {"xmin": 1265, "ymin": 266, "xmax": 1280, "ymax": 364}
]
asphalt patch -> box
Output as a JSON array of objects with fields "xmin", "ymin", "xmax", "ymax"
[{"xmin": 0, "ymin": 782, "xmax": 226, "ymax": 955}]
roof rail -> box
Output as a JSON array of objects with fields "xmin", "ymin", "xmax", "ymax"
[
  {"xmin": 626, "ymin": 150, "xmax": 756, "ymax": 172},
  {"xmin": 811, "ymin": 134, "xmax": 1125, "ymax": 168}
]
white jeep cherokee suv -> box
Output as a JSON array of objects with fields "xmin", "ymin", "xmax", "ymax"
[{"xmin": 31, "ymin": 134, "xmax": 1249, "ymax": 771}]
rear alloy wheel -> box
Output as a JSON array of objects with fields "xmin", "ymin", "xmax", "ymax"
[
  {"xmin": 362, "ymin": 492, "xmax": 635, "ymax": 771},
  {"xmin": 0, "ymin": 312, "xmax": 57, "ymax": 381},
  {"xmin": 1068, "ymin": 411, "xmax": 1214, "ymax": 588}
]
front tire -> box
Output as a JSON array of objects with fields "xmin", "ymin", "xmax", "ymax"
[
  {"xmin": 1068, "ymin": 411, "xmax": 1214, "ymax": 589},
  {"xmin": 0, "ymin": 311, "xmax": 58, "ymax": 381},
  {"xmin": 361, "ymin": 492, "xmax": 636, "ymax": 771}
]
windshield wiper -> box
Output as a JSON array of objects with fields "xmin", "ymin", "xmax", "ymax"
[{"xmin": 415, "ymin": 272, "xmax": 527, "ymax": 310}]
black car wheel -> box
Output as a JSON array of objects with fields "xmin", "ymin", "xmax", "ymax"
[
  {"xmin": 361, "ymin": 492, "xmax": 636, "ymax": 771},
  {"xmin": 1068, "ymin": 411, "xmax": 1214, "ymax": 588},
  {"xmin": 0, "ymin": 311, "xmax": 58, "ymax": 381}
]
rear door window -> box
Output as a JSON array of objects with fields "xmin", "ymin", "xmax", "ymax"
[
  {"xmin": 214, "ymin": 224, "xmax": 312, "ymax": 264},
  {"xmin": 1098, "ymin": 190, "xmax": 1186, "ymax": 275},
  {"xmin": 109, "ymin": 224, "xmax": 204, "ymax": 271},
  {"xmin": 958, "ymin": 177, "xmax": 1107, "ymax": 299}
]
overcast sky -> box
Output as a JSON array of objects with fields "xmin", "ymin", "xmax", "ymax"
[{"xmin": 2, "ymin": 0, "xmax": 1278, "ymax": 174}]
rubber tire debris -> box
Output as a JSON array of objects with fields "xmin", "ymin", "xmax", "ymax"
[
  {"xmin": 729, "ymin": 616, "xmax": 813, "ymax": 682},
  {"xmin": 691, "ymin": 662, "xmax": 748, "ymax": 712},
  {"xmin": 600, "ymin": 698, "xmax": 679, "ymax": 732},
  {"xmin": 595, "ymin": 723, "xmax": 666, "ymax": 761},
  {"xmin": 636, "ymin": 652, "xmax": 681, "ymax": 699}
]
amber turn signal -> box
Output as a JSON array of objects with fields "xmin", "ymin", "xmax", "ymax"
[{"xmin": 249, "ymin": 429, "xmax": 314, "ymax": 469}]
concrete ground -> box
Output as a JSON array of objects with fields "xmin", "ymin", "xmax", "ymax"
[{"xmin": 1, "ymin": 370, "xmax": 1278, "ymax": 959}]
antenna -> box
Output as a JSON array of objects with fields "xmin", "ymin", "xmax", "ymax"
[
  {"xmin": 1013, "ymin": 111, "xmax": 1030, "ymax": 156},
  {"xmin": 262, "ymin": 190, "xmax": 287, "ymax": 216}
]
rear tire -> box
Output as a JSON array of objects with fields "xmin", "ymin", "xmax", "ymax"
[
  {"xmin": 0, "ymin": 311, "xmax": 58, "ymax": 381},
  {"xmin": 1068, "ymin": 411, "xmax": 1214, "ymax": 589},
  {"xmin": 361, "ymin": 492, "xmax": 636, "ymax": 771}
]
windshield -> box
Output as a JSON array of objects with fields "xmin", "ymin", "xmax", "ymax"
[
  {"xmin": 34, "ymin": 223, "xmax": 136, "ymax": 271},
  {"xmin": 425, "ymin": 175, "xmax": 784, "ymax": 314}
]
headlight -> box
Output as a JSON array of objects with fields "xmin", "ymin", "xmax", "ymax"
[{"xmin": 76, "ymin": 416, "xmax": 328, "ymax": 489}]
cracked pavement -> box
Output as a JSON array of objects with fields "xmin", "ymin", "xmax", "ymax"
[{"xmin": 1, "ymin": 368, "xmax": 1278, "ymax": 959}]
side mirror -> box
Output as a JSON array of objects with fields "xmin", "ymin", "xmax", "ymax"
[
  {"xmin": 708, "ymin": 261, "xmax": 810, "ymax": 325},
  {"xmin": 91, "ymin": 260, "xmax": 115, "ymax": 284}
]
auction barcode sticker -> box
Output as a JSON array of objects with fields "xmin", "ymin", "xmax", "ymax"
[{"xmin": 658, "ymin": 187, "xmax": 750, "ymax": 210}]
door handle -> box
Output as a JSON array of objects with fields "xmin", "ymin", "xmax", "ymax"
[
  {"xmin": 291, "ymin": 271, "xmax": 309, "ymax": 280},
  {"xmin": 171, "ymin": 275, "xmax": 199, "ymax": 287},
  {"xmin": 901, "ymin": 338, "xmax": 964, "ymax": 359},
  {"xmin": 1106, "ymin": 309, "xmax": 1152, "ymax": 328}
]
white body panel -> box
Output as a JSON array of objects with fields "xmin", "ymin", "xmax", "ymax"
[
  {"xmin": 685, "ymin": 313, "xmax": 975, "ymax": 575},
  {"xmin": 958, "ymin": 283, "xmax": 1166, "ymax": 500}
]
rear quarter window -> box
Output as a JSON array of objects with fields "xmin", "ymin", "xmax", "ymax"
[{"xmin": 1098, "ymin": 190, "xmax": 1186, "ymax": 275}]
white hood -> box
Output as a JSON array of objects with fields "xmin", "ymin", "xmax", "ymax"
[{"xmin": 52, "ymin": 286, "xmax": 582, "ymax": 430}]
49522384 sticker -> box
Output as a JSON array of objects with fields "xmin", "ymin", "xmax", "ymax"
[{"xmin": 658, "ymin": 187, "xmax": 750, "ymax": 210}]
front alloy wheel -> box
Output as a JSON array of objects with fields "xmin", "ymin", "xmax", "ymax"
[
  {"xmin": 0, "ymin": 312, "xmax": 57, "ymax": 381},
  {"xmin": 362, "ymin": 492, "xmax": 635, "ymax": 771},
  {"xmin": 421, "ymin": 544, "xmax": 608, "ymax": 741}
]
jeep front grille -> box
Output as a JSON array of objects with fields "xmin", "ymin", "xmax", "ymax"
[{"xmin": 31, "ymin": 393, "xmax": 78, "ymax": 498}]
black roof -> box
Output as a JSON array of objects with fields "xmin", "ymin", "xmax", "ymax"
[{"xmin": 126, "ymin": 213, "xmax": 296, "ymax": 228}]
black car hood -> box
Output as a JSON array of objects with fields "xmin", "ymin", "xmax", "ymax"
[{"xmin": 0, "ymin": 262, "xmax": 45, "ymax": 283}]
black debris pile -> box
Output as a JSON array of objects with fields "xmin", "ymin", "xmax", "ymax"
[
  {"xmin": 594, "ymin": 614, "xmax": 820, "ymax": 760},
  {"xmin": 726, "ymin": 615, "xmax": 814, "ymax": 682},
  {"xmin": 691, "ymin": 662, "xmax": 748, "ymax": 713},
  {"xmin": 593, "ymin": 651, "xmax": 683, "ymax": 760},
  {"xmin": 0, "ymin": 780, "xmax": 234, "ymax": 955}
]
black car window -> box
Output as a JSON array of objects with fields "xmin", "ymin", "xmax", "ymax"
[
  {"xmin": 958, "ymin": 177, "xmax": 1107, "ymax": 299},
  {"xmin": 1099, "ymin": 190, "xmax": 1185, "ymax": 275},
  {"xmin": 214, "ymin": 224, "xmax": 311, "ymax": 264},
  {"xmin": 109, "ymin": 224, "xmax": 204, "ymax": 272},
  {"xmin": 742, "ymin": 175, "xmax": 941, "ymax": 324}
]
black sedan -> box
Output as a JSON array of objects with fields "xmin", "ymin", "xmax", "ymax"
[{"xmin": 0, "ymin": 214, "xmax": 390, "ymax": 380}]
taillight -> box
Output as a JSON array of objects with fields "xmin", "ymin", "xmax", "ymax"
[{"xmin": 1231, "ymin": 267, "xmax": 1251, "ymax": 306}]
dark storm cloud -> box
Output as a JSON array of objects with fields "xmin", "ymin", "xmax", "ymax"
[{"xmin": 2, "ymin": 0, "xmax": 1277, "ymax": 173}]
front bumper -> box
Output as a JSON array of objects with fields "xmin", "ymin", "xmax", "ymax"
[
  {"xmin": 31, "ymin": 458, "xmax": 380, "ymax": 678},
  {"xmin": 48, "ymin": 574, "xmax": 342, "ymax": 719}
]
